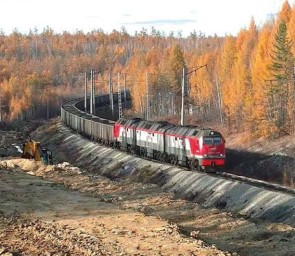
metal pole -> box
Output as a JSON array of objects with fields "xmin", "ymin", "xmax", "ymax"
[
  {"xmin": 90, "ymin": 70, "xmax": 93, "ymax": 115},
  {"xmin": 109, "ymin": 72, "xmax": 114, "ymax": 116},
  {"xmin": 181, "ymin": 67, "xmax": 185, "ymax": 126},
  {"xmin": 92, "ymin": 70, "xmax": 95, "ymax": 115},
  {"xmin": 124, "ymin": 73, "xmax": 127, "ymax": 103},
  {"xmin": 84, "ymin": 72, "xmax": 87, "ymax": 113},
  {"xmin": 0, "ymin": 95, "xmax": 2, "ymax": 122},
  {"xmin": 118, "ymin": 73, "xmax": 123, "ymax": 119},
  {"xmin": 146, "ymin": 72, "xmax": 149, "ymax": 120}
]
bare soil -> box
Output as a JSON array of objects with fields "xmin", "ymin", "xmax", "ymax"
[{"xmin": 0, "ymin": 161, "xmax": 229, "ymax": 256}]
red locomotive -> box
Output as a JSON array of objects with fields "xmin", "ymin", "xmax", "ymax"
[{"xmin": 114, "ymin": 118, "xmax": 226, "ymax": 171}]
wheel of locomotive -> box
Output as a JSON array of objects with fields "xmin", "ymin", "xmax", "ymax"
[
  {"xmin": 190, "ymin": 159, "xmax": 200, "ymax": 170},
  {"xmin": 130, "ymin": 146, "xmax": 136, "ymax": 155},
  {"xmin": 169, "ymin": 155, "xmax": 173, "ymax": 164},
  {"xmin": 115, "ymin": 142, "xmax": 121, "ymax": 149},
  {"xmin": 154, "ymin": 151, "xmax": 160, "ymax": 160},
  {"xmin": 165, "ymin": 153, "xmax": 170, "ymax": 163},
  {"xmin": 157, "ymin": 152, "xmax": 161, "ymax": 161},
  {"xmin": 135, "ymin": 146, "xmax": 140, "ymax": 156},
  {"xmin": 170, "ymin": 154, "xmax": 177, "ymax": 165},
  {"xmin": 140, "ymin": 148, "xmax": 145, "ymax": 157},
  {"xmin": 174, "ymin": 156, "xmax": 179, "ymax": 166}
]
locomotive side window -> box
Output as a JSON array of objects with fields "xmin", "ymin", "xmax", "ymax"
[{"xmin": 203, "ymin": 136, "xmax": 222, "ymax": 145}]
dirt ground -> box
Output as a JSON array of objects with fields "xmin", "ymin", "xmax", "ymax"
[
  {"xmin": 0, "ymin": 160, "xmax": 229, "ymax": 256},
  {"xmin": 1, "ymin": 120, "xmax": 295, "ymax": 256}
]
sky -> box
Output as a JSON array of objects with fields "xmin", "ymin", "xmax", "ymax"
[{"xmin": 0, "ymin": 0, "xmax": 290, "ymax": 37}]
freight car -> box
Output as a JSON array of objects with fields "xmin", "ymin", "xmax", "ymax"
[{"xmin": 61, "ymin": 93, "xmax": 226, "ymax": 171}]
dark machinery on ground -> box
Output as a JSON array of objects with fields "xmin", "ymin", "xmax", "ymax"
[
  {"xmin": 61, "ymin": 93, "xmax": 225, "ymax": 172},
  {"xmin": 22, "ymin": 137, "xmax": 53, "ymax": 165}
]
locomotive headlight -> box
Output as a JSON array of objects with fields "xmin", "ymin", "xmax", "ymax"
[{"xmin": 220, "ymin": 154, "xmax": 223, "ymax": 156}]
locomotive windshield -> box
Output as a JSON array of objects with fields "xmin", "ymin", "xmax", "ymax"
[{"xmin": 203, "ymin": 136, "xmax": 222, "ymax": 145}]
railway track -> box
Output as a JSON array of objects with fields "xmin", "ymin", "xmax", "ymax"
[
  {"xmin": 61, "ymin": 94, "xmax": 295, "ymax": 197},
  {"xmin": 217, "ymin": 171, "xmax": 295, "ymax": 195}
]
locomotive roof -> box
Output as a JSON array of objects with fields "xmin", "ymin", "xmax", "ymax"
[
  {"xmin": 135, "ymin": 120, "xmax": 172, "ymax": 130},
  {"xmin": 116, "ymin": 117, "xmax": 141, "ymax": 125},
  {"xmin": 115, "ymin": 118, "xmax": 222, "ymax": 138},
  {"xmin": 165, "ymin": 125, "xmax": 201, "ymax": 137}
]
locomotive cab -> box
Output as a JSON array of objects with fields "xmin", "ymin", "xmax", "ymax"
[{"xmin": 198, "ymin": 130, "xmax": 225, "ymax": 171}]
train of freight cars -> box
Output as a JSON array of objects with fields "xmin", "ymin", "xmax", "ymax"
[{"xmin": 61, "ymin": 94, "xmax": 226, "ymax": 171}]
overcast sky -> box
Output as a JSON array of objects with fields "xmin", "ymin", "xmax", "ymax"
[{"xmin": 0, "ymin": 0, "xmax": 289, "ymax": 36}]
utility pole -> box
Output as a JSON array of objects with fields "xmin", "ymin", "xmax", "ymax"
[
  {"xmin": 90, "ymin": 70, "xmax": 93, "ymax": 115},
  {"xmin": 118, "ymin": 72, "xmax": 123, "ymax": 119},
  {"xmin": 109, "ymin": 72, "xmax": 114, "ymax": 116},
  {"xmin": 146, "ymin": 72, "xmax": 149, "ymax": 120},
  {"xmin": 0, "ymin": 95, "xmax": 2, "ymax": 122},
  {"xmin": 84, "ymin": 71, "xmax": 87, "ymax": 113},
  {"xmin": 123, "ymin": 73, "xmax": 127, "ymax": 103},
  {"xmin": 181, "ymin": 68, "xmax": 185, "ymax": 126},
  {"xmin": 92, "ymin": 70, "xmax": 95, "ymax": 115}
]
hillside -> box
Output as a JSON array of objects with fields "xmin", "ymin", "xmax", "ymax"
[{"xmin": 225, "ymin": 131, "xmax": 295, "ymax": 187}]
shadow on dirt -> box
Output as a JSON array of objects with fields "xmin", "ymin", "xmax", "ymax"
[{"xmin": 226, "ymin": 149, "xmax": 295, "ymax": 186}]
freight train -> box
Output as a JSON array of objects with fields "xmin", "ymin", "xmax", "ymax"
[{"xmin": 61, "ymin": 93, "xmax": 226, "ymax": 171}]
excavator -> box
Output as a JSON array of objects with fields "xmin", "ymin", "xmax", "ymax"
[{"xmin": 22, "ymin": 137, "xmax": 53, "ymax": 165}]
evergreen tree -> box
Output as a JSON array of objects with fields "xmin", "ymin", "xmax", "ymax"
[{"xmin": 269, "ymin": 20, "xmax": 294, "ymax": 133}]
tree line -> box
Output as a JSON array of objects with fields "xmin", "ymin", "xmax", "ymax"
[{"xmin": 0, "ymin": 1, "xmax": 294, "ymax": 138}]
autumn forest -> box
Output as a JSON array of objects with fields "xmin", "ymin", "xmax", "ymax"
[{"xmin": 0, "ymin": 1, "xmax": 295, "ymax": 138}]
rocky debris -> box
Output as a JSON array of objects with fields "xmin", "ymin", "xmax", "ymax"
[
  {"xmin": 55, "ymin": 162, "xmax": 83, "ymax": 174},
  {"xmin": 56, "ymin": 161, "xmax": 71, "ymax": 168},
  {"xmin": 0, "ymin": 247, "xmax": 14, "ymax": 256},
  {"xmin": 0, "ymin": 215, "xmax": 111, "ymax": 256},
  {"xmin": 0, "ymin": 159, "xmax": 84, "ymax": 177},
  {"xmin": 0, "ymin": 161, "xmax": 8, "ymax": 169},
  {"xmin": 190, "ymin": 230, "xmax": 200, "ymax": 239},
  {"xmin": 0, "ymin": 160, "xmax": 17, "ymax": 169}
]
